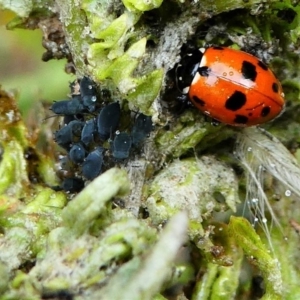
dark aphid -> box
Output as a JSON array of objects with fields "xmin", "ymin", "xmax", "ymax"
[
  {"xmin": 111, "ymin": 132, "xmax": 132, "ymax": 159},
  {"xmin": 54, "ymin": 120, "xmax": 84, "ymax": 149},
  {"xmin": 81, "ymin": 118, "xmax": 96, "ymax": 146},
  {"xmin": 68, "ymin": 120, "xmax": 84, "ymax": 137},
  {"xmin": 62, "ymin": 177, "xmax": 84, "ymax": 193},
  {"xmin": 97, "ymin": 102, "xmax": 121, "ymax": 140},
  {"xmin": 69, "ymin": 143, "xmax": 87, "ymax": 164},
  {"xmin": 131, "ymin": 113, "xmax": 153, "ymax": 146},
  {"xmin": 55, "ymin": 126, "xmax": 72, "ymax": 148},
  {"xmin": 82, "ymin": 147, "xmax": 104, "ymax": 180},
  {"xmin": 51, "ymin": 96, "xmax": 85, "ymax": 115},
  {"xmin": 51, "ymin": 100, "xmax": 70, "ymax": 115},
  {"xmin": 80, "ymin": 76, "xmax": 98, "ymax": 112}
]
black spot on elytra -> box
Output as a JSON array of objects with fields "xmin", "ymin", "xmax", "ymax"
[
  {"xmin": 192, "ymin": 96, "xmax": 206, "ymax": 106},
  {"xmin": 272, "ymin": 82, "xmax": 279, "ymax": 93},
  {"xmin": 198, "ymin": 66, "xmax": 210, "ymax": 76},
  {"xmin": 242, "ymin": 61, "xmax": 257, "ymax": 81},
  {"xmin": 261, "ymin": 106, "xmax": 271, "ymax": 117},
  {"xmin": 225, "ymin": 91, "xmax": 247, "ymax": 111},
  {"xmin": 234, "ymin": 115, "xmax": 248, "ymax": 124},
  {"xmin": 257, "ymin": 60, "xmax": 268, "ymax": 71},
  {"xmin": 212, "ymin": 46, "xmax": 224, "ymax": 50}
]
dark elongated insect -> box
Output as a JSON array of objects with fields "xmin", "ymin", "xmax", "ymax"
[
  {"xmin": 69, "ymin": 143, "xmax": 87, "ymax": 164},
  {"xmin": 81, "ymin": 118, "xmax": 96, "ymax": 146},
  {"xmin": 97, "ymin": 102, "xmax": 121, "ymax": 140},
  {"xmin": 80, "ymin": 76, "xmax": 98, "ymax": 112},
  {"xmin": 82, "ymin": 147, "xmax": 104, "ymax": 180},
  {"xmin": 51, "ymin": 95, "xmax": 86, "ymax": 115},
  {"xmin": 131, "ymin": 113, "xmax": 153, "ymax": 146},
  {"xmin": 54, "ymin": 120, "xmax": 84, "ymax": 150}
]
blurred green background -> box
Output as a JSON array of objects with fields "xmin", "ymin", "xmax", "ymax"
[{"xmin": 0, "ymin": 10, "xmax": 74, "ymax": 116}]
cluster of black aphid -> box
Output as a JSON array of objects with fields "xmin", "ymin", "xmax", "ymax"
[{"xmin": 51, "ymin": 76, "xmax": 153, "ymax": 193}]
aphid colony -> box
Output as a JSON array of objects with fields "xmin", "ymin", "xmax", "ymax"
[{"xmin": 51, "ymin": 76, "xmax": 153, "ymax": 192}]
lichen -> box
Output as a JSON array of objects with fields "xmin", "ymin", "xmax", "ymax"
[
  {"xmin": 228, "ymin": 217, "xmax": 283, "ymax": 300},
  {"xmin": 146, "ymin": 156, "xmax": 239, "ymax": 226}
]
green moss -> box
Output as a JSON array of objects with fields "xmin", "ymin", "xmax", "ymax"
[
  {"xmin": 91, "ymin": 212, "xmax": 189, "ymax": 300},
  {"xmin": 0, "ymin": 262, "xmax": 9, "ymax": 294},
  {"xmin": 0, "ymin": 87, "xmax": 67, "ymax": 282},
  {"xmin": 89, "ymin": 34, "xmax": 163, "ymax": 114},
  {"xmin": 62, "ymin": 168, "xmax": 130, "ymax": 233},
  {"xmin": 229, "ymin": 217, "xmax": 282, "ymax": 299},
  {"xmin": 272, "ymin": 226, "xmax": 300, "ymax": 299},
  {"xmin": 122, "ymin": 0, "xmax": 163, "ymax": 12},
  {"xmin": 82, "ymin": 0, "xmax": 164, "ymax": 114},
  {"xmin": 156, "ymin": 110, "xmax": 220, "ymax": 158},
  {"xmin": 1, "ymin": 0, "xmax": 53, "ymax": 19}
]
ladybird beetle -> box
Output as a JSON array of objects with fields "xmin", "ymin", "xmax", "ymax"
[{"xmin": 176, "ymin": 46, "xmax": 285, "ymax": 126}]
